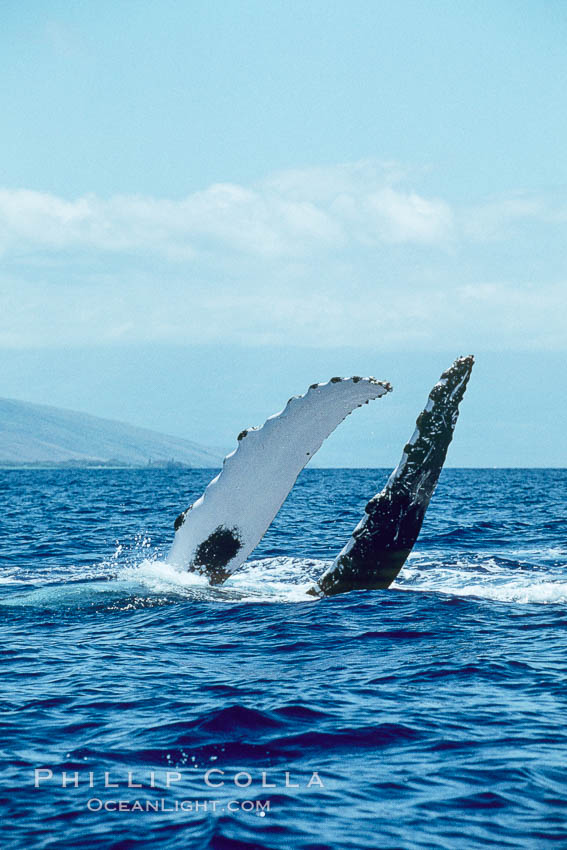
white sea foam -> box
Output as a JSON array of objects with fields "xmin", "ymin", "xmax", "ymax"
[
  {"xmin": 395, "ymin": 554, "xmax": 567, "ymax": 604},
  {"xmin": 0, "ymin": 573, "xmax": 25, "ymax": 585},
  {"xmin": 3, "ymin": 550, "xmax": 565, "ymax": 608},
  {"xmin": 119, "ymin": 551, "xmax": 567, "ymax": 605},
  {"xmin": 117, "ymin": 556, "xmax": 321, "ymax": 603}
]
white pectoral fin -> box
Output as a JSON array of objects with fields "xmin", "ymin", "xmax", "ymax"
[{"xmin": 167, "ymin": 376, "xmax": 392, "ymax": 582}]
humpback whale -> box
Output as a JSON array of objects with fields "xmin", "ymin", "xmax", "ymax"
[
  {"xmin": 168, "ymin": 376, "xmax": 392, "ymax": 582},
  {"xmin": 313, "ymin": 355, "xmax": 473, "ymax": 595},
  {"xmin": 168, "ymin": 356, "xmax": 473, "ymax": 595}
]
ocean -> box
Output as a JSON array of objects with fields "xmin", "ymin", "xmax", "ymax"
[{"xmin": 1, "ymin": 467, "xmax": 567, "ymax": 849}]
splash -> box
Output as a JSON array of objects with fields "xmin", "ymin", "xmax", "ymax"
[
  {"xmin": 2, "ymin": 546, "xmax": 566, "ymax": 609},
  {"xmin": 118, "ymin": 555, "xmax": 322, "ymax": 603}
]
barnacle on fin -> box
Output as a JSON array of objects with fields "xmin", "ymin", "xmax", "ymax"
[{"xmin": 194, "ymin": 525, "xmax": 243, "ymax": 584}]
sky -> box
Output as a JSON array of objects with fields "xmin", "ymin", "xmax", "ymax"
[{"xmin": 1, "ymin": 0, "xmax": 566, "ymax": 466}]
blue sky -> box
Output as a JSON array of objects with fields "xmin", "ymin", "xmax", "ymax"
[{"xmin": 1, "ymin": 1, "xmax": 566, "ymax": 465}]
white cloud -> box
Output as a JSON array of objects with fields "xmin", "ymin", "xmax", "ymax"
[
  {"xmin": 462, "ymin": 197, "xmax": 547, "ymax": 241},
  {"xmin": 356, "ymin": 188, "xmax": 453, "ymax": 244},
  {"xmin": 1, "ymin": 161, "xmax": 565, "ymax": 351},
  {"xmin": 0, "ymin": 162, "xmax": 456, "ymax": 261},
  {"xmin": 2, "ymin": 268, "xmax": 566, "ymax": 351}
]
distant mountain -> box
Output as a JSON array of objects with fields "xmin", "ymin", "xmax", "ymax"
[{"xmin": 0, "ymin": 397, "xmax": 223, "ymax": 467}]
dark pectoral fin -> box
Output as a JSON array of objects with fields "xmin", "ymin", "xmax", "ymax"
[{"xmin": 316, "ymin": 355, "xmax": 474, "ymax": 596}]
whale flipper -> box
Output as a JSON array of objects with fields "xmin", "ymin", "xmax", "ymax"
[
  {"xmin": 315, "ymin": 356, "xmax": 474, "ymax": 596},
  {"xmin": 168, "ymin": 376, "xmax": 392, "ymax": 582}
]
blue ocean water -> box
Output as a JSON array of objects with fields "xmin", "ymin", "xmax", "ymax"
[{"xmin": 1, "ymin": 468, "xmax": 567, "ymax": 849}]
